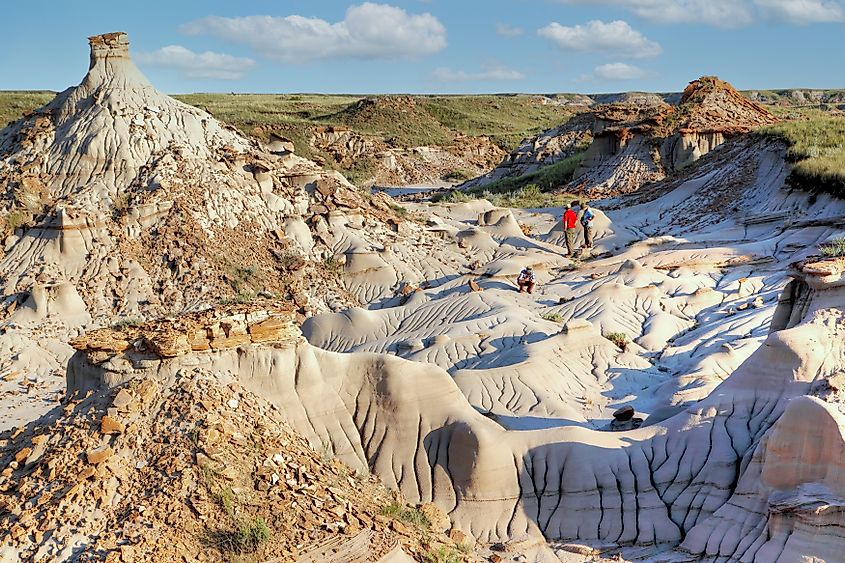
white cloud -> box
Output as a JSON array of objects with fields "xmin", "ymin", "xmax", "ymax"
[
  {"xmin": 537, "ymin": 20, "xmax": 661, "ymax": 58},
  {"xmin": 180, "ymin": 3, "xmax": 447, "ymax": 63},
  {"xmin": 558, "ymin": 0, "xmax": 845, "ymax": 26},
  {"xmin": 496, "ymin": 23, "xmax": 524, "ymax": 37},
  {"xmin": 754, "ymin": 0, "xmax": 845, "ymax": 23},
  {"xmin": 135, "ymin": 45, "xmax": 256, "ymax": 80},
  {"xmin": 593, "ymin": 62, "xmax": 650, "ymax": 81},
  {"xmin": 556, "ymin": 0, "xmax": 754, "ymax": 27},
  {"xmin": 433, "ymin": 64, "xmax": 525, "ymax": 82}
]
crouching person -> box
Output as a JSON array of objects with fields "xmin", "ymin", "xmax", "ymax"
[{"xmin": 517, "ymin": 266, "xmax": 536, "ymax": 294}]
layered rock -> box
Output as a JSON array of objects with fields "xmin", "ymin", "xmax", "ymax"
[{"xmin": 463, "ymin": 76, "xmax": 779, "ymax": 198}]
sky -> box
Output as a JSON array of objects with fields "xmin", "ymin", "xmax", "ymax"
[{"xmin": 1, "ymin": 0, "xmax": 844, "ymax": 94}]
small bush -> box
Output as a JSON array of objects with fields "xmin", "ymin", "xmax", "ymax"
[
  {"xmin": 542, "ymin": 312, "xmax": 564, "ymax": 323},
  {"xmin": 380, "ymin": 501, "xmax": 430, "ymax": 531},
  {"xmin": 444, "ymin": 168, "xmax": 474, "ymax": 182},
  {"xmin": 324, "ymin": 255, "xmax": 342, "ymax": 274},
  {"xmin": 425, "ymin": 546, "xmax": 464, "ymax": 563},
  {"xmin": 435, "ymin": 190, "xmax": 472, "ymax": 204},
  {"xmin": 219, "ymin": 291, "xmax": 255, "ymax": 305},
  {"xmin": 4, "ymin": 210, "xmax": 29, "ymax": 232},
  {"xmin": 820, "ymin": 237, "xmax": 845, "ymax": 257},
  {"xmin": 112, "ymin": 317, "xmax": 143, "ymax": 330},
  {"xmin": 235, "ymin": 517, "xmax": 270, "ymax": 552},
  {"xmin": 605, "ymin": 332, "xmax": 629, "ymax": 350}
]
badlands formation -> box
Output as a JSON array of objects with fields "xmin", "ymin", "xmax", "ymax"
[{"xmin": 1, "ymin": 32, "xmax": 845, "ymax": 563}]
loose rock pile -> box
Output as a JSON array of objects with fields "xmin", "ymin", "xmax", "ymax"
[{"xmin": 0, "ymin": 368, "xmax": 477, "ymax": 562}]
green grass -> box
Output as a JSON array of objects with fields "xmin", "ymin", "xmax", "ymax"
[
  {"xmin": 1, "ymin": 90, "xmax": 573, "ymax": 169},
  {"xmin": 3, "ymin": 210, "xmax": 28, "ymax": 232},
  {"xmin": 478, "ymin": 151, "xmax": 586, "ymax": 194},
  {"xmin": 757, "ymin": 113, "xmax": 845, "ymax": 195},
  {"xmin": 424, "ymin": 546, "xmax": 465, "ymax": 563},
  {"xmin": 380, "ymin": 501, "xmax": 430, "ymax": 531},
  {"xmin": 439, "ymin": 183, "xmax": 579, "ymax": 209},
  {"xmin": 820, "ymin": 237, "xmax": 845, "ymax": 257},
  {"xmin": 112, "ymin": 317, "xmax": 144, "ymax": 330},
  {"xmin": 219, "ymin": 291, "xmax": 256, "ymax": 306},
  {"xmin": 542, "ymin": 312, "xmax": 565, "ymax": 323},
  {"xmin": 173, "ymin": 93, "xmax": 573, "ymax": 154},
  {"xmin": 235, "ymin": 517, "xmax": 270, "ymax": 552},
  {"xmin": 435, "ymin": 150, "xmax": 586, "ymax": 207},
  {"xmin": 0, "ymin": 91, "xmax": 55, "ymax": 128}
]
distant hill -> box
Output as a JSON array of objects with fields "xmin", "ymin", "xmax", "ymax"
[{"xmin": 1, "ymin": 87, "xmax": 842, "ymax": 188}]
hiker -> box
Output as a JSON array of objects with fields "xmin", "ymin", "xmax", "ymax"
[
  {"xmin": 580, "ymin": 202, "xmax": 595, "ymax": 251},
  {"xmin": 517, "ymin": 266, "xmax": 536, "ymax": 294},
  {"xmin": 562, "ymin": 201, "xmax": 578, "ymax": 256}
]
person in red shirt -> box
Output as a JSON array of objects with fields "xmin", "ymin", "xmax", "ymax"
[{"xmin": 562, "ymin": 201, "xmax": 579, "ymax": 256}]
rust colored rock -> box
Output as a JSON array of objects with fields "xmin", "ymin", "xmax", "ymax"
[
  {"xmin": 448, "ymin": 528, "xmax": 472, "ymax": 546},
  {"xmin": 468, "ymin": 279, "xmax": 483, "ymax": 292},
  {"xmin": 14, "ymin": 447, "xmax": 32, "ymax": 464},
  {"xmin": 420, "ymin": 502, "xmax": 450, "ymax": 533},
  {"xmin": 101, "ymin": 415, "xmax": 125, "ymax": 435},
  {"xmin": 86, "ymin": 445, "xmax": 114, "ymax": 465}
]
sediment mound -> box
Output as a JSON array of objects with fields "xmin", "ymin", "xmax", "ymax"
[
  {"xmin": 678, "ymin": 76, "xmax": 778, "ymax": 133},
  {"xmin": 0, "ymin": 32, "xmax": 392, "ymax": 321}
]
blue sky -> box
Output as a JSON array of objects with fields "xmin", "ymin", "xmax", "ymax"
[{"xmin": 1, "ymin": 0, "xmax": 844, "ymax": 94}]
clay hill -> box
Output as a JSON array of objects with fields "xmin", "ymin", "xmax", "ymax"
[
  {"xmin": 0, "ymin": 306, "xmax": 478, "ymax": 562},
  {"xmin": 309, "ymin": 95, "xmax": 506, "ymax": 188},
  {"xmin": 464, "ymin": 76, "xmax": 779, "ymax": 197}
]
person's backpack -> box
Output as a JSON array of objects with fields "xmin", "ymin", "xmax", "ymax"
[{"xmin": 581, "ymin": 209, "xmax": 594, "ymax": 227}]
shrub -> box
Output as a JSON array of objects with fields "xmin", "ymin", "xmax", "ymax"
[
  {"xmin": 324, "ymin": 255, "xmax": 342, "ymax": 274},
  {"xmin": 605, "ymin": 332, "xmax": 629, "ymax": 349},
  {"xmin": 820, "ymin": 236, "xmax": 845, "ymax": 257},
  {"xmin": 444, "ymin": 168, "xmax": 474, "ymax": 182},
  {"xmin": 112, "ymin": 317, "xmax": 144, "ymax": 330},
  {"xmin": 424, "ymin": 546, "xmax": 464, "ymax": 563},
  {"xmin": 542, "ymin": 312, "xmax": 564, "ymax": 323},
  {"xmin": 4, "ymin": 210, "xmax": 29, "ymax": 232},
  {"xmin": 235, "ymin": 517, "xmax": 270, "ymax": 552},
  {"xmin": 219, "ymin": 291, "xmax": 255, "ymax": 305},
  {"xmin": 380, "ymin": 501, "xmax": 430, "ymax": 531}
]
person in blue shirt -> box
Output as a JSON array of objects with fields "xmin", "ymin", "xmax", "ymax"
[{"xmin": 580, "ymin": 202, "xmax": 595, "ymax": 251}]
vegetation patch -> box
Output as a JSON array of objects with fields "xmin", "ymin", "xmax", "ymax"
[
  {"xmin": 757, "ymin": 113, "xmax": 845, "ymax": 195},
  {"xmin": 0, "ymin": 91, "xmax": 55, "ymax": 127},
  {"xmin": 542, "ymin": 312, "xmax": 565, "ymax": 323},
  {"xmin": 439, "ymin": 183, "xmax": 578, "ymax": 209},
  {"xmin": 820, "ymin": 236, "xmax": 845, "ymax": 257},
  {"xmin": 605, "ymin": 332, "xmax": 629, "ymax": 350},
  {"xmin": 3, "ymin": 210, "xmax": 29, "ymax": 233},
  {"xmin": 443, "ymin": 168, "xmax": 474, "ymax": 182},
  {"xmin": 380, "ymin": 501, "xmax": 430, "ymax": 531},
  {"xmin": 424, "ymin": 546, "xmax": 465, "ymax": 563},
  {"xmin": 476, "ymin": 151, "xmax": 586, "ymax": 194}
]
